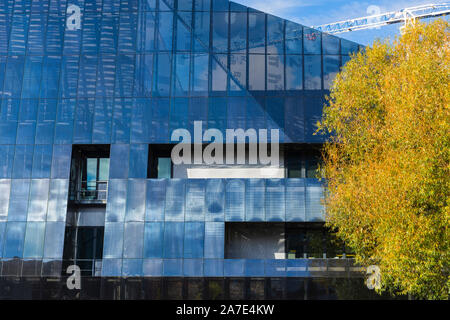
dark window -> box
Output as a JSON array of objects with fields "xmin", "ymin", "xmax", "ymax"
[
  {"xmin": 186, "ymin": 278, "xmax": 205, "ymax": 300},
  {"xmin": 226, "ymin": 222, "xmax": 348, "ymax": 259},
  {"xmin": 164, "ymin": 278, "xmax": 184, "ymax": 300},
  {"xmin": 285, "ymin": 153, "xmax": 302, "ymax": 178},
  {"xmin": 62, "ymin": 226, "xmax": 104, "ymax": 259},
  {"xmin": 69, "ymin": 145, "xmax": 110, "ymax": 202},
  {"xmin": 305, "ymin": 155, "xmax": 320, "ymax": 178},
  {"xmin": 63, "ymin": 226, "xmax": 104, "ymax": 276},
  {"xmin": 80, "ymin": 278, "xmax": 102, "ymax": 300},
  {"xmin": 206, "ymin": 279, "xmax": 225, "ymax": 300},
  {"xmin": 148, "ymin": 144, "xmax": 174, "ymax": 178},
  {"xmin": 284, "ymin": 144, "xmax": 322, "ymax": 178},
  {"xmin": 308, "ymin": 279, "xmax": 335, "ymax": 300},
  {"xmin": 286, "ymin": 223, "xmax": 345, "ymax": 259},
  {"xmin": 225, "ymin": 223, "xmax": 285, "ymax": 259},
  {"xmin": 227, "ymin": 278, "xmax": 245, "ymax": 300},
  {"xmin": 75, "ymin": 227, "xmax": 104, "ymax": 260},
  {"xmin": 247, "ymin": 279, "xmax": 266, "ymax": 300},
  {"xmin": 305, "ymin": 227, "xmax": 325, "ymax": 258},
  {"xmin": 101, "ymin": 279, "xmax": 122, "ymax": 300},
  {"xmin": 124, "ymin": 279, "xmax": 144, "ymax": 300},
  {"xmin": 285, "ymin": 223, "xmax": 306, "ymax": 258},
  {"xmin": 268, "ymin": 278, "xmax": 286, "ymax": 300},
  {"xmin": 0, "ymin": 277, "xmax": 402, "ymax": 300},
  {"xmin": 286, "ymin": 278, "xmax": 306, "ymax": 300},
  {"xmin": 143, "ymin": 278, "xmax": 163, "ymax": 300}
]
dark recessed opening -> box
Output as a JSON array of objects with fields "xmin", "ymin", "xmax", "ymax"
[
  {"xmin": 148, "ymin": 144, "xmax": 174, "ymax": 178},
  {"xmin": 283, "ymin": 144, "xmax": 323, "ymax": 178},
  {"xmin": 225, "ymin": 222, "xmax": 349, "ymax": 259},
  {"xmin": 69, "ymin": 145, "xmax": 110, "ymax": 203},
  {"xmin": 63, "ymin": 226, "xmax": 104, "ymax": 276}
]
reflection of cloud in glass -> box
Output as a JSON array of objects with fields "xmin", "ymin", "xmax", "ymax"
[
  {"xmin": 267, "ymin": 54, "xmax": 284, "ymax": 91},
  {"xmin": 212, "ymin": 55, "xmax": 227, "ymax": 92},
  {"xmin": 305, "ymin": 76, "xmax": 322, "ymax": 90},
  {"xmin": 249, "ymin": 54, "xmax": 265, "ymax": 90},
  {"xmin": 249, "ymin": 12, "xmax": 266, "ymax": 54},
  {"xmin": 230, "ymin": 12, "xmax": 247, "ymax": 53},
  {"xmin": 192, "ymin": 54, "xmax": 209, "ymax": 92},
  {"xmin": 324, "ymin": 72, "xmax": 338, "ymax": 90},
  {"xmin": 230, "ymin": 54, "xmax": 246, "ymax": 91},
  {"xmin": 323, "ymin": 55, "xmax": 340, "ymax": 90},
  {"xmin": 286, "ymin": 55, "xmax": 302, "ymax": 90},
  {"xmin": 174, "ymin": 54, "xmax": 190, "ymax": 95},
  {"xmin": 305, "ymin": 55, "xmax": 322, "ymax": 90}
]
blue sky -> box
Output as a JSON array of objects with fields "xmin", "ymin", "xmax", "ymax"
[{"xmin": 234, "ymin": 0, "xmax": 449, "ymax": 46}]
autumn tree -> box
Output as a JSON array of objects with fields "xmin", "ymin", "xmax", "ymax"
[{"xmin": 317, "ymin": 20, "xmax": 449, "ymax": 299}]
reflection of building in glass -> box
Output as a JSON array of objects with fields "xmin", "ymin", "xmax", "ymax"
[{"xmin": 0, "ymin": 0, "xmax": 391, "ymax": 300}]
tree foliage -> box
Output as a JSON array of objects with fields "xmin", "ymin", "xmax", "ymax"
[{"xmin": 318, "ymin": 20, "xmax": 449, "ymax": 299}]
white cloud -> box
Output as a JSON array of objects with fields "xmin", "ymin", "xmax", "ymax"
[{"xmin": 294, "ymin": 1, "xmax": 378, "ymax": 26}]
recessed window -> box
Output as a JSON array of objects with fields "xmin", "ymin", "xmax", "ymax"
[
  {"xmin": 148, "ymin": 144, "xmax": 174, "ymax": 178},
  {"xmin": 69, "ymin": 145, "xmax": 110, "ymax": 203},
  {"xmin": 284, "ymin": 145, "xmax": 322, "ymax": 179},
  {"xmin": 225, "ymin": 222, "xmax": 285, "ymax": 259},
  {"xmin": 225, "ymin": 222, "xmax": 349, "ymax": 259}
]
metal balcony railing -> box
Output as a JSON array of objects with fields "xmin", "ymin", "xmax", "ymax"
[{"xmin": 70, "ymin": 180, "xmax": 108, "ymax": 204}]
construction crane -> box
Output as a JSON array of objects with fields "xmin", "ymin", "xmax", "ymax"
[{"xmin": 313, "ymin": 3, "xmax": 450, "ymax": 34}]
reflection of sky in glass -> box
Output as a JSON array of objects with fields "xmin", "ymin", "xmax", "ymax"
[
  {"xmin": 249, "ymin": 12, "xmax": 266, "ymax": 54},
  {"xmin": 193, "ymin": 54, "xmax": 209, "ymax": 92},
  {"xmin": 212, "ymin": 12, "xmax": 229, "ymax": 53},
  {"xmin": 23, "ymin": 222, "xmax": 45, "ymax": 258},
  {"xmin": 286, "ymin": 55, "xmax": 303, "ymax": 90},
  {"xmin": 0, "ymin": 0, "xmax": 341, "ymax": 277},
  {"xmin": 157, "ymin": 12, "xmax": 173, "ymax": 51},
  {"xmin": 3, "ymin": 222, "xmax": 26, "ymax": 258},
  {"xmin": 28, "ymin": 179, "xmax": 49, "ymax": 221},
  {"xmin": 267, "ymin": 15, "xmax": 284, "ymax": 55},
  {"xmin": 230, "ymin": 12, "xmax": 247, "ymax": 53},
  {"xmin": 267, "ymin": 54, "xmax": 284, "ymax": 91},
  {"xmin": 249, "ymin": 54, "xmax": 265, "ymax": 90},
  {"xmin": 230, "ymin": 54, "xmax": 246, "ymax": 91},
  {"xmin": 0, "ymin": 181, "xmax": 11, "ymax": 220},
  {"xmin": 174, "ymin": 54, "xmax": 190, "ymax": 95},
  {"xmin": 323, "ymin": 55, "xmax": 340, "ymax": 90},
  {"xmin": 304, "ymin": 55, "xmax": 322, "ymax": 90},
  {"xmin": 212, "ymin": 55, "xmax": 227, "ymax": 91}
]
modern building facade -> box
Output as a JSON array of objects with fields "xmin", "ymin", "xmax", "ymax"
[{"xmin": 0, "ymin": 0, "xmax": 386, "ymax": 299}]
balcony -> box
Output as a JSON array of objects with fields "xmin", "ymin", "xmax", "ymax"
[
  {"xmin": 68, "ymin": 145, "xmax": 110, "ymax": 205},
  {"xmin": 69, "ymin": 180, "xmax": 108, "ymax": 204}
]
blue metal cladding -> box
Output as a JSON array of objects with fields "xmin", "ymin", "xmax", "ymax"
[
  {"xmin": 0, "ymin": 0, "xmax": 361, "ymax": 277},
  {"xmin": 0, "ymin": 0, "xmax": 361, "ymax": 144},
  {"xmin": 100, "ymin": 178, "xmax": 326, "ymax": 276}
]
